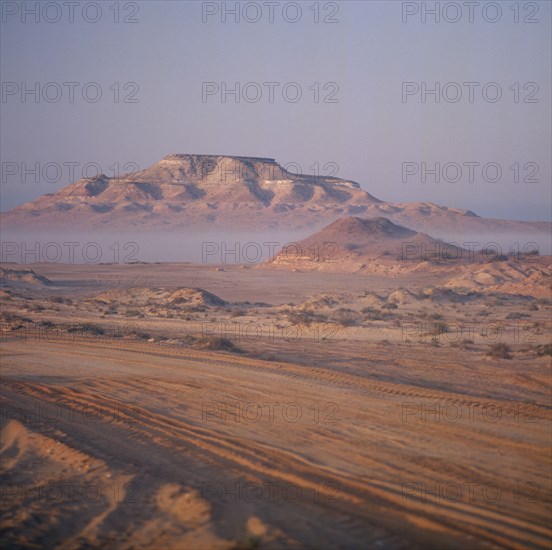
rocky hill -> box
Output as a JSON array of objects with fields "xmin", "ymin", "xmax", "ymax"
[
  {"xmin": 267, "ymin": 216, "xmax": 460, "ymax": 269},
  {"xmin": 1, "ymin": 154, "xmax": 549, "ymax": 234}
]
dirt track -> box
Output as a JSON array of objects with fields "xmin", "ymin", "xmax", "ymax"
[{"xmin": 2, "ymin": 336, "xmax": 550, "ymax": 549}]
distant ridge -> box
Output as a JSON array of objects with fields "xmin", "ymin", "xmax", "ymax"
[{"xmin": 1, "ymin": 154, "xmax": 549, "ymax": 234}]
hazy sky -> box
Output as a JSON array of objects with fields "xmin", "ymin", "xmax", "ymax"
[{"xmin": 1, "ymin": 0, "xmax": 550, "ymax": 221}]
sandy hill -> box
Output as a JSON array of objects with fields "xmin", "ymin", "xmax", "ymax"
[
  {"xmin": 268, "ymin": 216, "xmax": 458, "ymax": 269},
  {"xmin": 93, "ymin": 287, "xmax": 227, "ymax": 308},
  {"xmin": 1, "ymin": 154, "xmax": 549, "ymax": 234}
]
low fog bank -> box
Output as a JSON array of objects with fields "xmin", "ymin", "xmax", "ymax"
[
  {"xmin": 0, "ymin": 229, "xmax": 315, "ymax": 265},
  {"xmin": 431, "ymin": 231, "xmax": 552, "ymax": 257},
  {"xmin": 1, "ymin": 228, "xmax": 550, "ymax": 265}
]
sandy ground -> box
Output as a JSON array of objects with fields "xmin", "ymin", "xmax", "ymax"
[{"xmin": 1, "ymin": 263, "xmax": 551, "ymax": 549}]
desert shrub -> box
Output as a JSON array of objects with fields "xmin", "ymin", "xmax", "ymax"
[
  {"xmin": 429, "ymin": 313, "xmax": 443, "ymax": 320},
  {"xmin": 334, "ymin": 314, "xmax": 357, "ymax": 327},
  {"xmin": 1, "ymin": 312, "xmax": 21, "ymax": 323},
  {"xmin": 231, "ymin": 309, "xmax": 246, "ymax": 317},
  {"xmin": 49, "ymin": 296, "xmax": 64, "ymax": 303},
  {"xmin": 126, "ymin": 309, "xmax": 141, "ymax": 317},
  {"xmin": 382, "ymin": 302, "xmax": 398, "ymax": 310},
  {"xmin": 528, "ymin": 303, "xmax": 538, "ymax": 311},
  {"xmin": 234, "ymin": 535, "xmax": 262, "ymax": 549},
  {"xmin": 506, "ymin": 312, "xmax": 529, "ymax": 320},
  {"xmin": 195, "ymin": 336, "xmax": 241, "ymax": 353},
  {"xmin": 287, "ymin": 310, "xmax": 322, "ymax": 326},
  {"xmin": 332, "ymin": 308, "xmax": 358, "ymax": 327},
  {"xmin": 487, "ymin": 343, "xmax": 512, "ymax": 359},
  {"xmin": 67, "ymin": 323, "xmax": 104, "ymax": 336},
  {"xmin": 363, "ymin": 312, "xmax": 384, "ymax": 321},
  {"xmin": 535, "ymin": 344, "xmax": 552, "ymax": 357},
  {"xmin": 435, "ymin": 322, "xmax": 449, "ymax": 334},
  {"xmin": 362, "ymin": 307, "xmax": 393, "ymax": 321},
  {"xmin": 451, "ymin": 338, "xmax": 474, "ymax": 348}
]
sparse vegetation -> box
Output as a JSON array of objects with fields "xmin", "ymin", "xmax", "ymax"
[
  {"xmin": 506, "ymin": 312, "xmax": 530, "ymax": 320},
  {"xmin": 487, "ymin": 343, "xmax": 512, "ymax": 359},
  {"xmin": 126, "ymin": 309, "xmax": 141, "ymax": 317},
  {"xmin": 534, "ymin": 344, "xmax": 552, "ymax": 357},
  {"xmin": 67, "ymin": 323, "xmax": 105, "ymax": 336},
  {"xmin": 331, "ymin": 308, "xmax": 358, "ymax": 327},
  {"xmin": 286, "ymin": 310, "xmax": 324, "ymax": 326},
  {"xmin": 194, "ymin": 336, "xmax": 242, "ymax": 353}
]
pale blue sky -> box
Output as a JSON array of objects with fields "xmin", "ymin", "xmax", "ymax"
[{"xmin": 1, "ymin": 0, "xmax": 550, "ymax": 221}]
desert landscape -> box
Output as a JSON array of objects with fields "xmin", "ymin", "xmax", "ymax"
[
  {"xmin": 1, "ymin": 188, "xmax": 551, "ymax": 547},
  {"xmin": 1, "ymin": 1, "xmax": 551, "ymax": 548}
]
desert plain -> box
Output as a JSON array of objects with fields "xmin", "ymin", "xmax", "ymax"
[{"xmin": 0, "ymin": 248, "xmax": 550, "ymax": 549}]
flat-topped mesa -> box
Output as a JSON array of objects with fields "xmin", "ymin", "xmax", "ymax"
[
  {"xmin": 152, "ymin": 154, "xmax": 283, "ymax": 185},
  {"xmin": 163, "ymin": 154, "xmax": 277, "ymax": 163},
  {"xmin": 3, "ymin": 153, "xmax": 549, "ymax": 233},
  {"xmin": 153, "ymin": 154, "xmax": 363, "ymax": 189}
]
